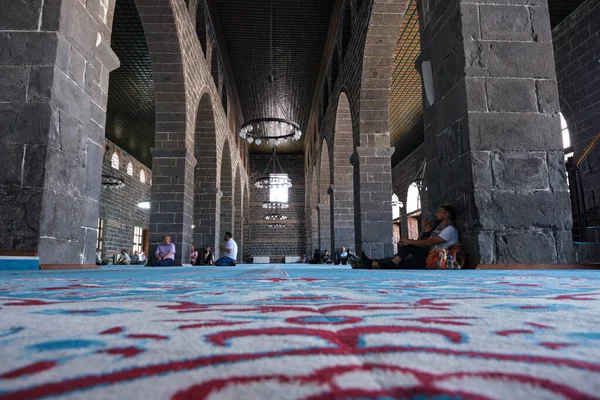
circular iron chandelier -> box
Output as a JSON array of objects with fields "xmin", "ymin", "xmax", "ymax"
[
  {"xmin": 262, "ymin": 201, "xmax": 289, "ymax": 210},
  {"xmin": 239, "ymin": 118, "xmax": 302, "ymax": 146},
  {"xmin": 254, "ymin": 149, "xmax": 292, "ymax": 190},
  {"xmin": 265, "ymin": 214, "xmax": 289, "ymax": 221},
  {"xmin": 101, "ymin": 175, "xmax": 125, "ymax": 189},
  {"xmin": 268, "ymin": 223, "xmax": 286, "ymax": 229}
]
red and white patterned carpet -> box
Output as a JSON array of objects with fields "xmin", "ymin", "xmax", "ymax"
[{"xmin": 1, "ymin": 265, "xmax": 599, "ymax": 399}]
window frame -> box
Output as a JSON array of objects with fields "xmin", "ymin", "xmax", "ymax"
[
  {"xmin": 111, "ymin": 152, "xmax": 119, "ymax": 170},
  {"xmin": 132, "ymin": 226, "xmax": 143, "ymax": 254}
]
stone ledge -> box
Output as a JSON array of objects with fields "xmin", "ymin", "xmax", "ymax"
[{"xmin": 477, "ymin": 264, "xmax": 600, "ymax": 270}]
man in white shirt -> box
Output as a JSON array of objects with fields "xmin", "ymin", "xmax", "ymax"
[
  {"xmin": 116, "ymin": 248, "xmax": 131, "ymax": 265},
  {"xmin": 359, "ymin": 205, "xmax": 459, "ymax": 269},
  {"xmin": 215, "ymin": 232, "xmax": 238, "ymax": 266}
]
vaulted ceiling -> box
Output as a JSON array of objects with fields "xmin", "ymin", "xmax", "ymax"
[
  {"xmin": 210, "ymin": 0, "xmax": 336, "ymax": 154},
  {"xmin": 106, "ymin": 0, "xmax": 154, "ymax": 168},
  {"xmin": 105, "ymin": 0, "xmax": 587, "ymax": 168}
]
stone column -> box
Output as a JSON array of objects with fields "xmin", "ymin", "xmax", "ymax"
[
  {"xmin": 350, "ymin": 147, "xmax": 395, "ymax": 258},
  {"xmin": 317, "ymin": 204, "xmax": 331, "ymax": 254},
  {"xmin": 149, "ymin": 148, "xmax": 195, "ymax": 265},
  {"xmin": 220, "ymin": 200, "xmax": 234, "ymax": 238},
  {"xmin": 419, "ymin": 0, "xmax": 573, "ymax": 264},
  {"xmin": 311, "ymin": 209, "xmax": 320, "ymax": 253},
  {"xmin": 329, "ymin": 185, "xmax": 355, "ymax": 253},
  {"xmin": 0, "ymin": 0, "xmax": 119, "ymax": 266},
  {"xmin": 194, "ymin": 187, "xmax": 221, "ymax": 256}
]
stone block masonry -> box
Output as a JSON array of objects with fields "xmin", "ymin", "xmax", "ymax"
[
  {"xmin": 419, "ymin": 0, "xmax": 574, "ymax": 265},
  {"xmin": 0, "ymin": 0, "xmax": 119, "ymax": 266},
  {"xmin": 246, "ymin": 154, "xmax": 306, "ymax": 263},
  {"xmin": 99, "ymin": 140, "xmax": 151, "ymax": 255},
  {"xmin": 553, "ymin": 0, "xmax": 600, "ymax": 215}
]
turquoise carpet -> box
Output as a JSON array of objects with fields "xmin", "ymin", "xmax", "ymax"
[{"xmin": 1, "ymin": 265, "xmax": 599, "ymax": 399}]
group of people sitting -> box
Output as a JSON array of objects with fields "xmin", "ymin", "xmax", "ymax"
[
  {"xmin": 309, "ymin": 247, "xmax": 350, "ymax": 265},
  {"xmin": 189, "ymin": 245, "xmax": 214, "ymax": 265},
  {"xmin": 151, "ymin": 232, "xmax": 238, "ymax": 267},
  {"xmin": 95, "ymin": 248, "xmax": 147, "ymax": 265},
  {"xmin": 94, "ymin": 232, "xmax": 239, "ymax": 268},
  {"xmin": 95, "ymin": 205, "xmax": 457, "ymax": 270},
  {"xmin": 357, "ymin": 205, "xmax": 459, "ymax": 270}
]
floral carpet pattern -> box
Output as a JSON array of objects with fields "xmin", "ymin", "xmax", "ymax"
[{"xmin": 0, "ymin": 265, "xmax": 599, "ymax": 399}]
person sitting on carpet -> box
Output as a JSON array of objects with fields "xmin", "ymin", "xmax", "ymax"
[
  {"xmin": 310, "ymin": 249, "xmax": 321, "ymax": 264},
  {"xmin": 95, "ymin": 248, "xmax": 103, "ymax": 265},
  {"xmin": 198, "ymin": 246, "xmax": 214, "ymax": 265},
  {"xmin": 321, "ymin": 250, "xmax": 332, "ymax": 264},
  {"xmin": 335, "ymin": 247, "xmax": 349, "ymax": 265},
  {"xmin": 138, "ymin": 251, "xmax": 147, "ymax": 264},
  {"xmin": 116, "ymin": 248, "xmax": 131, "ymax": 265},
  {"xmin": 149, "ymin": 235, "xmax": 176, "ymax": 266},
  {"xmin": 215, "ymin": 232, "xmax": 237, "ymax": 266},
  {"xmin": 357, "ymin": 205, "xmax": 458, "ymax": 270},
  {"xmin": 190, "ymin": 245, "xmax": 198, "ymax": 265}
]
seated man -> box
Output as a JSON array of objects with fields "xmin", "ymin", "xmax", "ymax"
[
  {"xmin": 310, "ymin": 249, "xmax": 321, "ymax": 264},
  {"xmin": 359, "ymin": 205, "xmax": 458, "ymax": 270},
  {"xmin": 138, "ymin": 251, "xmax": 147, "ymax": 264},
  {"xmin": 321, "ymin": 250, "xmax": 332, "ymax": 264},
  {"xmin": 215, "ymin": 232, "xmax": 237, "ymax": 266},
  {"xmin": 131, "ymin": 251, "xmax": 140, "ymax": 264},
  {"xmin": 116, "ymin": 248, "xmax": 131, "ymax": 265},
  {"xmin": 149, "ymin": 235, "xmax": 176, "ymax": 266},
  {"xmin": 198, "ymin": 246, "xmax": 214, "ymax": 265},
  {"xmin": 95, "ymin": 248, "xmax": 103, "ymax": 266},
  {"xmin": 336, "ymin": 247, "xmax": 349, "ymax": 265}
]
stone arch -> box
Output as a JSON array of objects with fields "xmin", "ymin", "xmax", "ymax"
[
  {"xmin": 311, "ymin": 166, "xmax": 320, "ymax": 253},
  {"xmin": 318, "ymin": 140, "xmax": 333, "ymax": 254},
  {"xmin": 222, "ymin": 85, "xmax": 228, "ymax": 117},
  {"xmin": 134, "ymin": 0, "xmax": 188, "ymax": 145},
  {"xmin": 193, "ymin": 92, "xmax": 219, "ymax": 251},
  {"xmin": 211, "ymin": 46, "xmax": 219, "ymax": 89},
  {"xmin": 358, "ymin": 0, "xmax": 408, "ymax": 147},
  {"xmin": 243, "ymin": 182, "xmax": 250, "ymax": 261},
  {"xmin": 234, "ymin": 166, "xmax": 243, "ymax": 261},
  {"xmin": 133, "ymin": 0, "xmax": 191, "ymax": 261},
  {"xmin": 319, "ymin": 140, "xmax": 332, "ymax": 204},
  {"xmin": 219, "ymin": 139, "xmax": 234, "ymax": 256},
  {"xmin": 331, "ymin": 92, "xmax": 355, "ymax": 253},
  {"xmin": 195, "ymin": 0, "xmax": 208, "ymax": 56}
]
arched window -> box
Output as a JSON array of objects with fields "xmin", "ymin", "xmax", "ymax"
[
  {"xmin": 560, "ymin": 113, "xmax": 575, "ymax": 163},
  {"xmin": 111, "ymin": 152, "xmax": 119, "ymax": 170},
  {"xmin": 406, "ymin": 182, "xmax": 421, "ymax": 215},
  {"xmin": 139, "ymin": 169, "xmax": 146, "ymax": 184},
  {"xmin": 392, "ymin": 194, "xmax": 401, "ymax": 220},
  {"xmin": 560, "ymin": 113, "xmax": 571, "ymax": 149},
  {"xmin": 126, "ymin": 162, "xmax": 133, "ymax": 176}
]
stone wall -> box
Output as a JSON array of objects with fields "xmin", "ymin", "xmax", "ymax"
[
  {"xmin": 553, "ymin": 0, "xmax": 600, "ymax": 213},
  {"xmin": 0, "ymin": 0, "xmax": 119, "ymax": 265},
  {"xmin": 392, "ymin": 143, "xmax": 428, "ymax": 236},
  {"xmin": 418, "ymin": 0, "xmax": 573, "ymax": 265},
  {"xmin": 99, "ymin": 140, "xmax": 151, "ymax": 255},
  {"xmin": 246, "ymin": 154, "xmax": 306, "ymax": 263}
]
